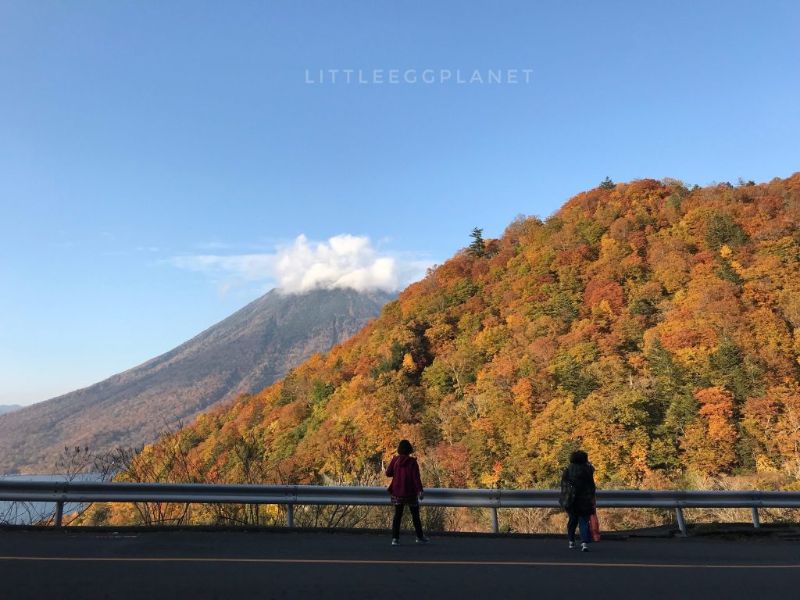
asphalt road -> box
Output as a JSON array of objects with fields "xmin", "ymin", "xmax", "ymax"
[{"xmin": 1, "ymin": 528, "xmax": 799, "ymax": 600}]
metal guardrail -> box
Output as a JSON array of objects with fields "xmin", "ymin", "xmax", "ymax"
[{"xmin": 2, "ymin": 480, "xmax": 798, "ymax": 534}]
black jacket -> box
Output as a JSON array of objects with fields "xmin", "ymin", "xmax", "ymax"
[{"xmin": 561, "ymin": 462, "xmax": 596, "ymax": 516}]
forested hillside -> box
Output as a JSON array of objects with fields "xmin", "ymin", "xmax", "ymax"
[{"xmin": 123, "ymin": 174, "xmax": 800, "ymax": 493}]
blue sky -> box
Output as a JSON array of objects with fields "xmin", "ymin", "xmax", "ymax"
[{"xmin": 1, "ymin": 1, "xmax": 799, "ymax": 405}]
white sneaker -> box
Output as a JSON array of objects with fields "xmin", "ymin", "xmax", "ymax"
[
  {"xmin": 581, "ymin": 542, "xmax": 589, "ymax": 552},
  {"xmin": 391, "ymin": 538, "xmax": 399, "ymax": 546},
  {"xmin": 568, "ymin": 541, "xmax": 575, "ymax": 549}
]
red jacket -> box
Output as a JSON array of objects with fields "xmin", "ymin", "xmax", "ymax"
[{"xmin": 385, "ymin": 454, "xmax": 423, "ymax": 498}]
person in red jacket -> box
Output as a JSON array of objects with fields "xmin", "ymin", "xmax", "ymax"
[{"xmin": 386, "ymin": 439, "xmax": 428, "ymax": 545}]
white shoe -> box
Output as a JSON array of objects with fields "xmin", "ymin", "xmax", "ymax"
[
  {"xmin": 391, "ymin": 538, "xmax": 399, "ymax": 546},
  {"xmin": 568, "ymin": 541, "xmax": 575, "ymax": 549},
  {"xmin": 581, "ymin": 542, "xmax": 589, "ymax": 552}
]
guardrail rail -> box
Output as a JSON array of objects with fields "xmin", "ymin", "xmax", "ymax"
[{"xmin": 2, "ymin": 480, "xmax": 798, "ymax": 535}]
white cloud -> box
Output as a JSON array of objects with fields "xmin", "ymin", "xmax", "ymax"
[
  {"xmin": 167, "ymin": 234, "xmax": 431, "ymax": 294},
  {"xmin": 275, "ymin": 234, "xmax": 399, "ymax": 293}
]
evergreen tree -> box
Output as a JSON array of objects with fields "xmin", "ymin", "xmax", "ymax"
[{"xmin": 468, "ymin": 227, "xmax": 486, "ymax": 257}]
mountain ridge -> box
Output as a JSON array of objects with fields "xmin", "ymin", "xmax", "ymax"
[{"xmin": 0, "ymin": 288, "xmax": 393, "ymax": 474}]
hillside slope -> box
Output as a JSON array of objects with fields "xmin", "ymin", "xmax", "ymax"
[
  {"xmin": 125, "ymin": 175, "xmax": 800, "ymax": 491},
  {"xmin": 0, "ymin": 288, "xmax": 392, "ymax": 474}
]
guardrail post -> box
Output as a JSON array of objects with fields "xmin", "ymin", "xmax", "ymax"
[
  {"xmin": 751, "ymin": 507, "xmax": 760, "ymax": 529},
  {"xmin": 675, "ymin": 507, "xmax": 687, "ymax": 536},
  {"xmin": 54, "ymin": 501, "xmax": 64, "ymax": 528},
  {"xmin": 490, "ymin": 508, "xmax": 499, "ymax": 534},
  {"xmin": 286, "ymin": 504, "xmax": 294, "ymax": 528}
]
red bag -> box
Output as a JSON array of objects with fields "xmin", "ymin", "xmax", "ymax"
[{"xmin": 589, "ymin": 512, "xmax": 601, "ymax": 542}]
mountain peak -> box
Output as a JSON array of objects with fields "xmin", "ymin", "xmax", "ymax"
[{"xmin": 0, "ymin": 287, "xmax": 393, "ymax": 474}]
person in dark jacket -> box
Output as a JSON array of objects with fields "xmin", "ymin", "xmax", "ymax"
[
  {"xmin": 386, "ymin": 439, "xmax": 428, "ymax": 545},
  {"xmin": 560, "ymin": 450, "xmax": 596, "ymax": 552}
]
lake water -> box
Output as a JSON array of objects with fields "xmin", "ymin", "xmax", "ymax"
[{"xmin": 0, "ymin": 473, "xmax": 101, "ymax": 525}]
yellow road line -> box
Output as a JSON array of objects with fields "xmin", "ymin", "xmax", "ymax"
[{"xmin": 0, "ymin": 556, "xmax": 798, "ymax": 569}]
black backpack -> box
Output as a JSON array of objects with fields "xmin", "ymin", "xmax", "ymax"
[{"xmin": 559, "ymin": 475, "xmax": 576, "ymax": 510}]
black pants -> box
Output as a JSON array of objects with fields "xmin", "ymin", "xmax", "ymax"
[{"xmin": 392, "ymin": 503, "xmax": 424, "ymax": 539}]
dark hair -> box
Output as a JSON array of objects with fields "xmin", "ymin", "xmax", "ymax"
[
  {"xmin": 397, "ymin": 439, "xmax": 414, "ymax": 455},
  {"xmin": 569, "ymin": 450, "xmax": 588, "ymax": 464}
]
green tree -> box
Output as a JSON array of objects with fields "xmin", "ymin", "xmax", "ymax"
[
  {"xmin": 599, "ymin": 177, "xmax": 615, "ymax": 190},
  {"xmin": 468, "ymin": 227, "xmax": 486, "ymax": 257},
  {"xmin": 705, "ymin": 213, "xmax": 748, "ymax": 250}
]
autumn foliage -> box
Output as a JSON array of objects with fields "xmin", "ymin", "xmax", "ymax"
[{"xmin": 123, "ymin": 174, "xmax": 800, "ymax": 493}]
